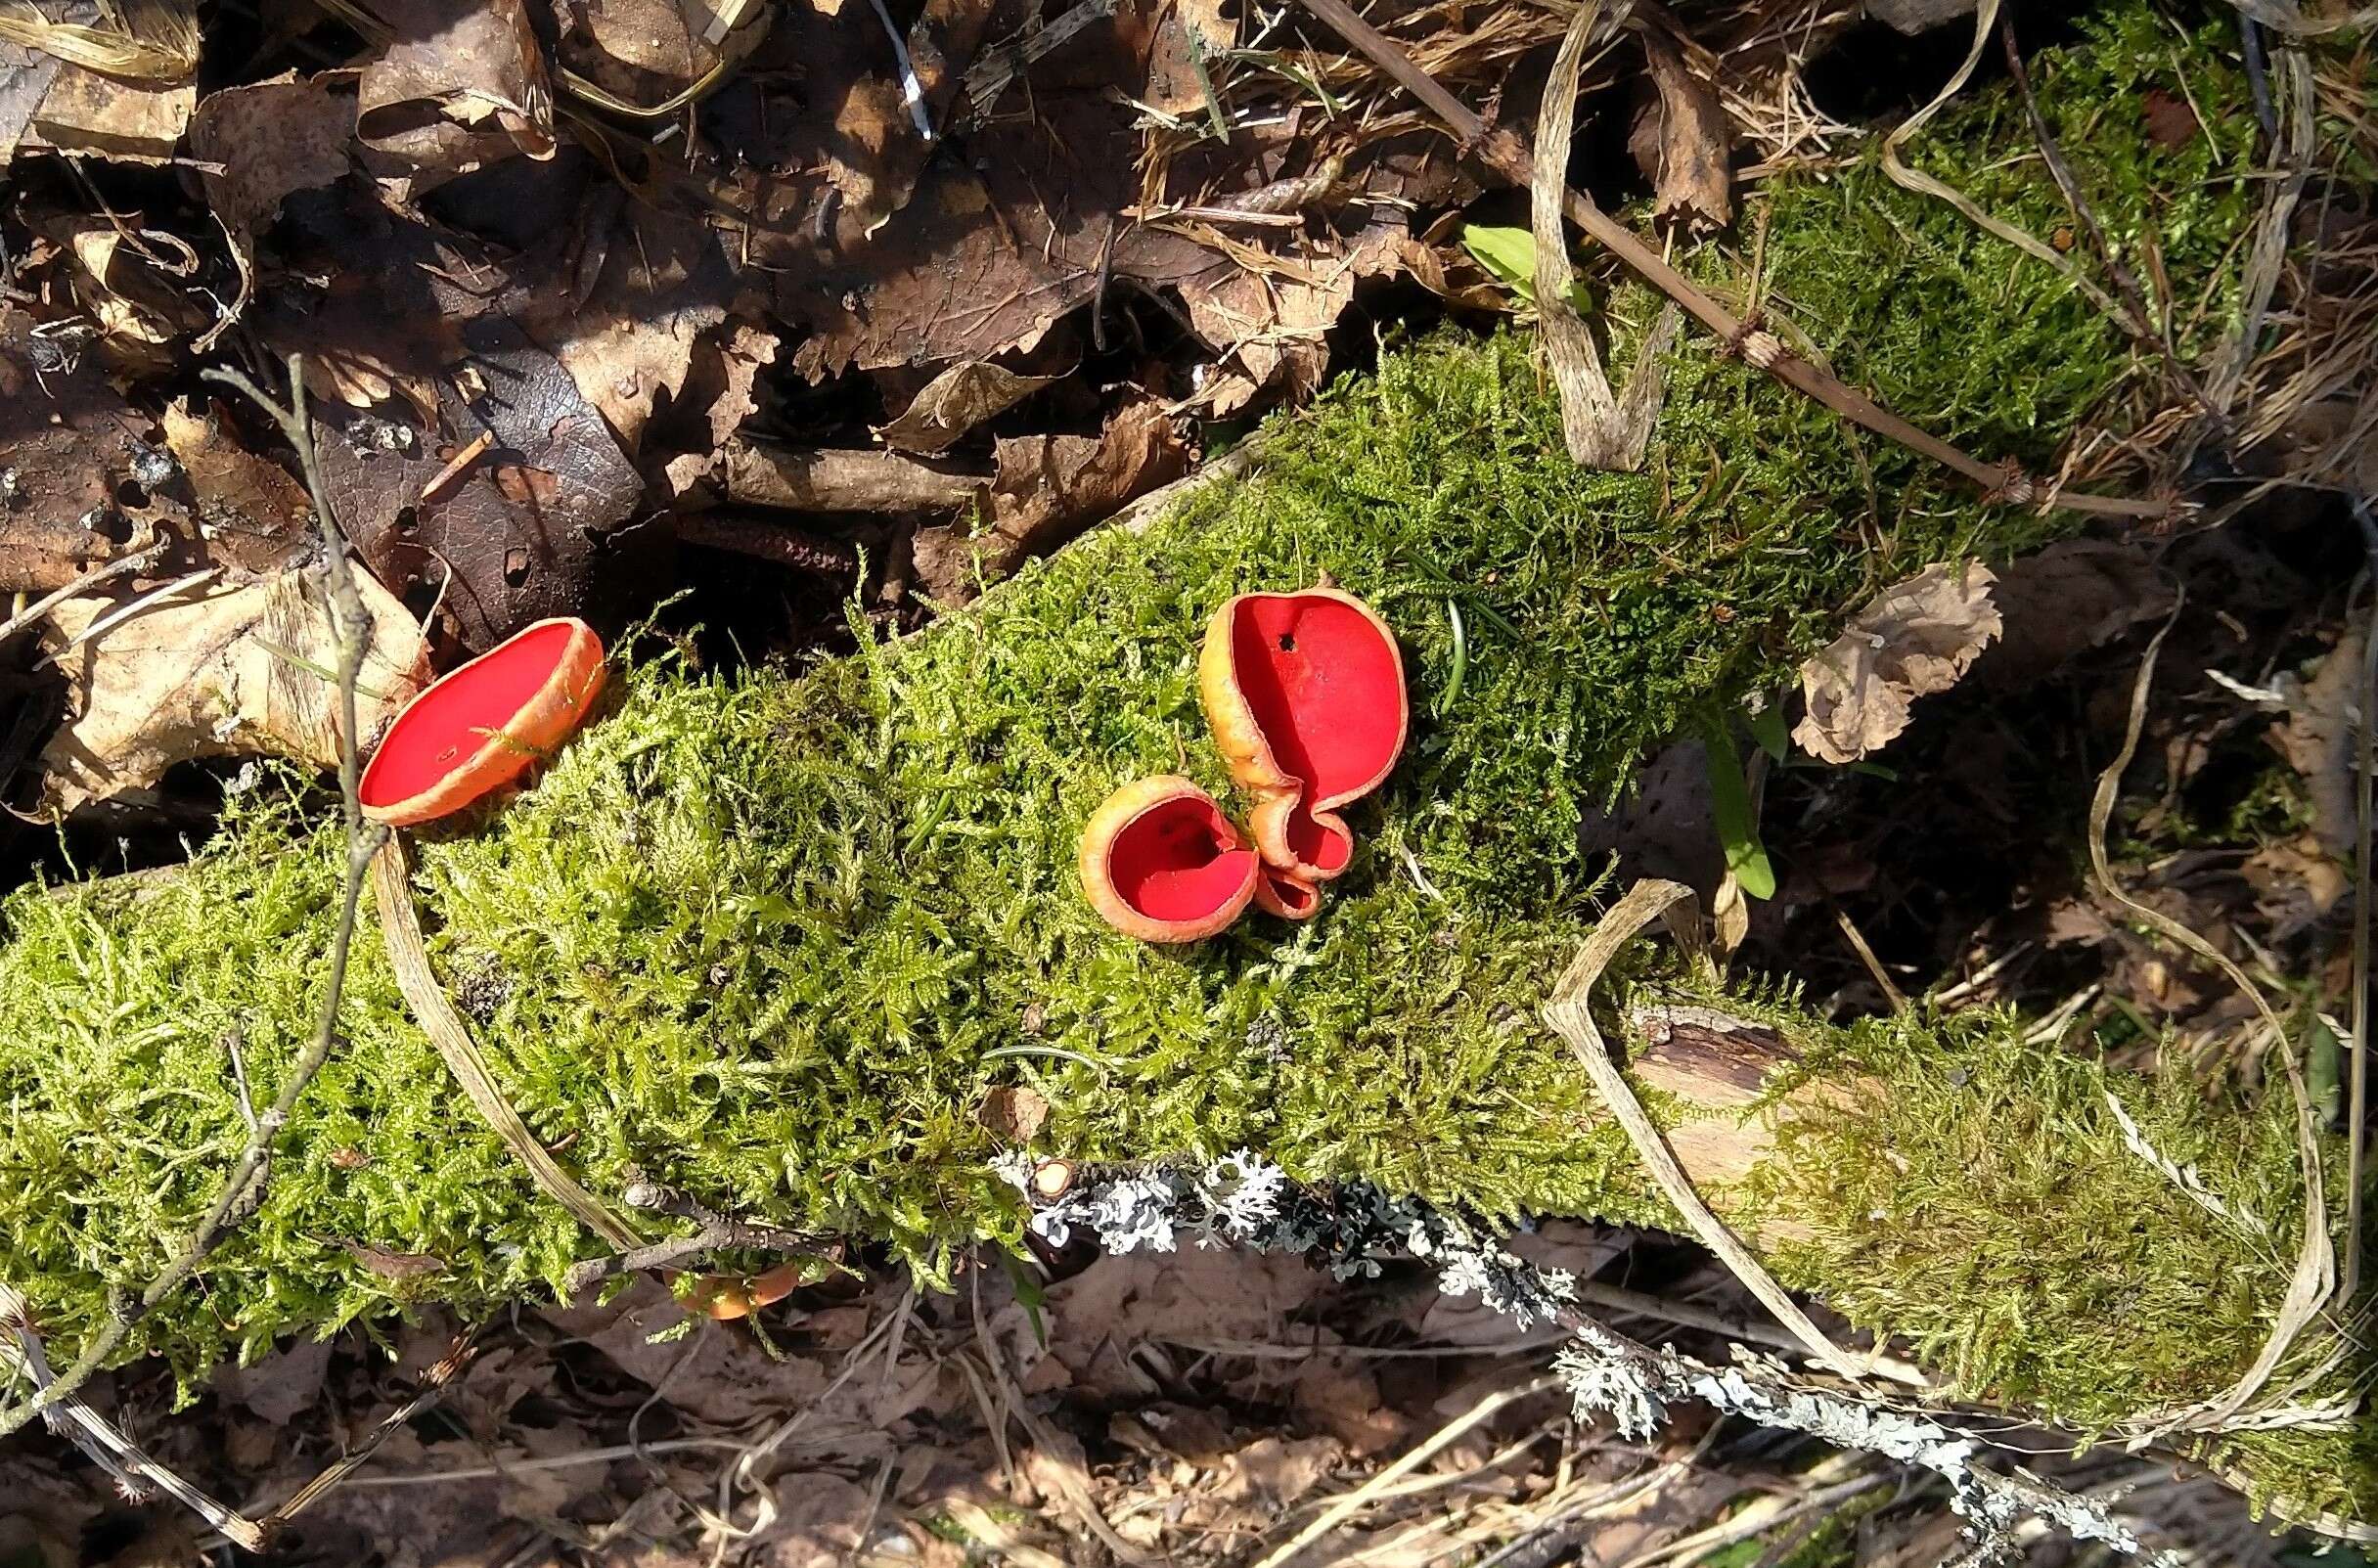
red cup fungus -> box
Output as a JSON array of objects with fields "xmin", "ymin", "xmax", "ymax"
[
  {"xmin": 681, "ymin": 1260, "xmax": 808, "ymax": 1321},
  {"xmin": 1078, "ymin": 774, "xmax": 1261, "ymax": 943},
  {"xmin": 358, "ymin": 616, "xmax": 607, "ymax": 827},
  {"xmin": 1198, "ymin": 587, "xmax": 1407, "ymax": 883}
]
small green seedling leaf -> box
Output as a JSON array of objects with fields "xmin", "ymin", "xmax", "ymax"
[
  {"xmin": 1458, "ymin": 224, "xmax": 1592, "ymax": 313},
  {"xmin": 1701, "ymin": 721, "xmax": 1776, "ymax": 901},
  {"xmin": 1747, "ymin": 699, "xmax": 1790, "ymax": 763}
]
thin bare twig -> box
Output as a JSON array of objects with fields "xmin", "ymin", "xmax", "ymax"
[
  {"xmin": 255, "ymin": 1331, "xmax": 481, "ymax": 1528},
  {"xmin": 0, "ymin": 532, "xmax": 171, "ymax": 652},
  {"xmin": 1284, "ymin": 0, "xmax": 2170, "ymax": 521},
  {"xmin": 561, "ymin": 1180, "xmax": 821, "ymax": 1299},
  {"xmin": 0, "ymin": 355, "xmax": 387, "ymax": 1448}
]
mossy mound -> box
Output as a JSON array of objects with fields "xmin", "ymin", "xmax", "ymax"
[{"xmin": 7, "ymin": 0, "xmax": 2362, "ymax": 1522}]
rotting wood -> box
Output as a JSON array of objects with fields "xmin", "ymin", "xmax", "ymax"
[{"xmin": 673, "ymin": 511, "xmax": 862, "ymax": 576}]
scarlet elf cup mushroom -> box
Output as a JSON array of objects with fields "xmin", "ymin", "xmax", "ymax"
[
  {"xmin": 1079, "ymin": 587, "xmax": 1404, "ymax": 942},
  {"xmin": 358, "ymin": 617, "xmax": 607, "ymax": 826},
  {"xmin": 1198, "ymin": 587, "xmax": 1408, "ymax": 883}
]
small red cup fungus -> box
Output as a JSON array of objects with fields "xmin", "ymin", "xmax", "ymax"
[
  {"xmin": 358, "ymin": 616, "xmax": 606, "ymax": 827},
  {"xmin": 1078, "ymin": 774, "xmax": 1261, "ymax": 943},
  {"xmin": 1198, "ymin": 587, "xmax": 1407, "ymax": 882},
  {"xmin": 680, "ymin": 1260, "xmax": 808, "ymax": 1321}
]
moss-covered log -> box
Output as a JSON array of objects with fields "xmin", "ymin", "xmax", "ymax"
[{"xmin": 5, "ymin": 0, "xmax": 2366, "ymax": 1528}]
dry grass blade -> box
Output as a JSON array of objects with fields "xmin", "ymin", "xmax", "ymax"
[
  {"xmin": 1249, "ymin": 1375, "xmax": 1559, "ymax": 1568},
  {"xmin": 1879, "ymin": 0, "xmax": 2128, "ymax": 329},
  {"xmin": 1542, "ymin": 877, "xmax": 1871, "ymax": 1383},
  {"xmin": 0, "ymin": 0, "xmax": 197, "ymax": 77},
  {"xmin": 371, "ymin": 836, "xmax": 641, "ymax": 1250},
  {"xmin": 2088, "ymin": 606, "xmax": 2336, "ymax": 1430},
  {"xmin": 1531, "ymin": 0, "xmax": 1682, "ymax": 471},
  {"xmin": 2211, "ymin": 37, "xmax": 2313, "ymax": 415}
]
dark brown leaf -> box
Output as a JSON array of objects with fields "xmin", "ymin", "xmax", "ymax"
[{"xmin": 357, "ymin": 0, "xmax": 556, "ymax": 185}]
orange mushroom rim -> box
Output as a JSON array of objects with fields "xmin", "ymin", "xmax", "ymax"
[{"xmin": 359, "ymin": 617, "xmax": 608, "ymax": 826}]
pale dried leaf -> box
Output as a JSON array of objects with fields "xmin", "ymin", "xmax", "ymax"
[
  {"xmin": 22, "ymin": 62, "xmax": 191, "ymax": 161},
  {"xmin": 1791, "ymin": 561, "xmax": 2003, "ymax": 765},
  {"xmin": 875, "ymin": 360, "xmax": 1055, "ymax": 454},
  {"xmin": 35, "ymin": 566, "xmax": 429, "ymax": 812}
]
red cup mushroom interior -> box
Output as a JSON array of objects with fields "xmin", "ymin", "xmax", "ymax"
[
  {"xmin": 359, "ymin": 620, "xmax": 581, "ymax": 812},
  {"xmin": 1228, "ymin": 594, "xmax": 1402, "ymax": 870},
  {"xmin": 1109, "ymin": 792, "xmax": 1258, "ymax": 922}
]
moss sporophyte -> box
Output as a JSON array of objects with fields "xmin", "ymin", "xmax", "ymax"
[{"xmin": 2, "ymin": 0, "xmax": 2368, "ymax": 1523}]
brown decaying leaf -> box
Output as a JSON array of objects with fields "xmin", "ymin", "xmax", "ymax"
[
  {"xmin": 0, "ymin": 36, "xmax": 62, "ymax": 161},
  {"xmin": 976, "ymin": 1085, "xmax": 1050, "ymax": 1144},
  {"xmin": 187, "ymin": 71, "xmax": 357, "ymax": 337},
  {"xmin": 21, "ymin": 60, "xmax": 191, "ymax": 161},
  {"xmin": 1139, "ymin": 0, "xmax": 1235, "ymax": 118},
  {"xmin": 910, "ymin": 398, "xmax": 1189, "ymax": 601},
  {"xmin": 212, "ymin": 1338, "xmax": 334, "ymax": 1425},
  {"xmin": 722, "ymin": 441, "xmax": 987, "ymax": 513},
  {"xmin": 356, "ymin": 0, "xmax": 555, "ymax": 183},
  {"xmin": 719, "ymin": 5, "xmax": 1438, "ymax": 410},
  {"xmin": 2271, "ymin": 625, "xmax": 2364, "ymax": 874},
  {"xmin": 875, "ymin": 360, "xmax": 1057, "ymax": 454},
  {"xmin": 0, "ymin": 307, "xmax": 180, "ymax": 594},
  {"xmin": 35, "ymin": 566, "xmax": 429, "ymax": 813},
  {"xmin": 159, "ymin": 402, "xmax": 312, "ymax": 575},
  {"xmin": 1627, "ymin": 27, "xmax": 1732, "ymax": 236},
  {"xmin": 1791, "ymin": 560, "xmax": 2003, "ymax": 765}
]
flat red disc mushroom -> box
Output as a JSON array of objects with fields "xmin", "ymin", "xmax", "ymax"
[
  {"xmin": 1078, "ymin": 775, "xmax": 1261, "ymax": 942},
  {"xmin": 1198, "ymin": 587, "xmax": 1407, "ymax": 882},
  {"xmin": 359, "ymin": 616, "xmax": 606, "ymax": 827}
]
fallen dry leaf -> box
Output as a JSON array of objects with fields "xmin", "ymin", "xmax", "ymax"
[
  {"xmin": 35, "ymin": 564, "xmax": 429, "ymax": 813},
  {"xmin": 159, "ymin": 401, "xmax": 312, "ymax": 575},
  {"xmin": 543, "ymin": 1277, "xmax": 832, "ymax": 1426},
  {"xmin": 1140, "ymin": 0, "xmax": 1235, "ymax": 119},
  {"xmin": 1628, "ymin": 28, "xmax": 1732, "ymax": 236},
  {"xmin": 977, "ymin": 1085, "xmax": 1050, "ymax": 1144},
  {"xmin": 875, "ymin": 360, "xmax": 1057, "ymax": 454},
  {"xmin": 2271, "ymin": 625, "xmax": 2363, "ymax": 874},
  {"xmin": 1976, "ymin": 539, "xmax": 2175, "ymax": 691},
  {"xmin": 187, "ymin": 70, "xmax": 358, "ymax": 336},
  {"xmin": 1792, "ymin": 560, "xmax": 2002, "ymax": 765},
  {"xmin": 911, "ymin": 398, "xmax": 1189, "ymax": 601},
  {"xmin": 0, "ymin": 306, "xmax": 179, "ymax": 594},
  {"xmin": 213, "ymin": 1338, "xmax": 334, "ymax": 1425},
  {"xmin": 357, "ymin": 0, "xmax": 555, "ymax": 186},
  {"xmin": 21, "ymin": 61, "xmax": 192, "ymax": 162},
  {"xmin": 0, "ymin": 37, "xmax": 63, "ymax": 161},
  {"xmin": 751, "ymin": 1472, "xmax": 875, "ymax": 1568}
]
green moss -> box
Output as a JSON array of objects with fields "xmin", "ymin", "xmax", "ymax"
[{"xmin": 2, "ymin": 0, "xmax": 2356, "ymax": 1519}]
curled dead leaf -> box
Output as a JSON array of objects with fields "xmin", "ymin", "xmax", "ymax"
[
  {"xmin": 357, "ymin": 0, "xmax": 555, "ymax": 185},
  {"xmin": 875, "ymin": 359, "xmax": 1057, "ymax": 454},
  {"xmin": 1628, "ymin": 27, "xmax": 1732, "ymax": 236},
  {"xmin": 1791, "ymin": 561, "xmax": 2002, "ymax": 765}
]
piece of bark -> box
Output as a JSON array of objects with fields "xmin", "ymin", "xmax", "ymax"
[{"xmin": 721, "ymin": 442, "xmax": 989, "ymax": 513}]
